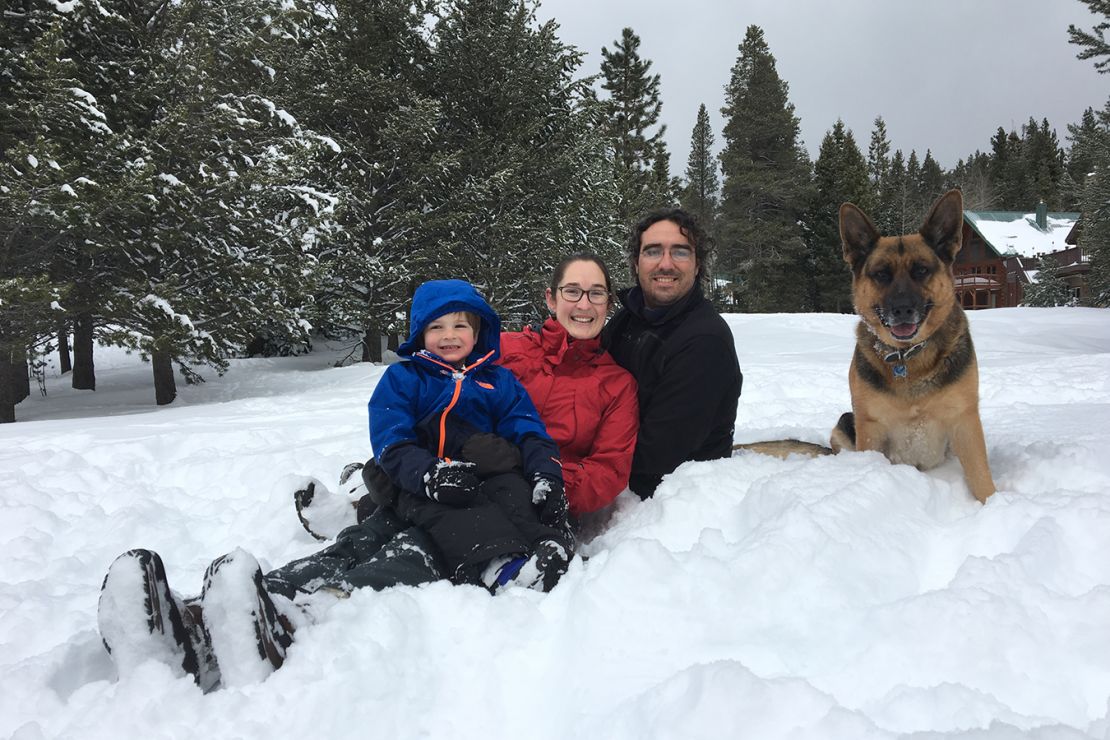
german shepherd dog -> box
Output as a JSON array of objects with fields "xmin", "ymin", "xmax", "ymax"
[{"xmin": 829, "ymin": 190, "xmax": 995, "ymax": 503}]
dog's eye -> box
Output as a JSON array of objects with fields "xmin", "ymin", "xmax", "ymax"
[
  {"xmin": 911, "ymin": 264, "xmax": 932, "ymax": 280},
  {"xmin": 870, "ymin": 268, "xmax": 892, "ymax": 284}
]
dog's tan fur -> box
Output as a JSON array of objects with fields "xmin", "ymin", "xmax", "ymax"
[{"xmin": 830, "ymin": 190, "xmax": 996, "ymax": 503}]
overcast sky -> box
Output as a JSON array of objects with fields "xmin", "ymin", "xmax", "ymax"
[{"xmin": 535, "ymin": 0, "xmax": 1107, "ymax": 173}]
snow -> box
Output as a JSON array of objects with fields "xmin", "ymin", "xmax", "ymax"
[{"xmin": 2, "ymin": 308, "xmax": 1109, "ymax": 740}]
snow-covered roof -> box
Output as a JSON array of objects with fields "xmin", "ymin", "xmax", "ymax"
[{"xmin": 964, "ymin": 210, "xmax": 1079, "ymax": 259}]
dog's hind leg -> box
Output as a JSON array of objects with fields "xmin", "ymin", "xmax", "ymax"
[{"xmin": 830, "ymin": 412, "xmax": 856, "ymax": 452}]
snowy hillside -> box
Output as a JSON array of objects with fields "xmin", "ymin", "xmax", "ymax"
[{"xmin": 2, "ymin": 308, "xmax": 1109, "ymax": 740}]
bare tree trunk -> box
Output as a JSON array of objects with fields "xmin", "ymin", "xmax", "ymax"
[
  {"xmin": 387, "ymin": 333, "xmax": 400, "ymax": 352},
  {"xmin": 71, "ymin": 314, "xmax": 95, "ymax": 390},
  {"xmin": 152, "ymin": 350, "xmax": 176, "ymax": 405},
  {"xmin": 361, "ymin": 326, "xmax": 383, "ymax": 363},
  {"xmin": 14, "ymin": 350, "xmax": 30, "ymax": 403},
  {"xmin": 58, "ymin": 323, "xmax": 72, "ymax": 374},
  {"xmin": 0, "ymin": 349, "xmax": 16, "ymax": 423}
]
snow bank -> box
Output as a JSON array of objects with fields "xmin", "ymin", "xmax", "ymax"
[{"xmin": 2, "ymin": 309, "xmax": 1109, "ymax": 739}]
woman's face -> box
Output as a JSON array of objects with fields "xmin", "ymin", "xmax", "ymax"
[{"xmin": 545, "ymin": 259, "xmax": 610, "ymax": 341}]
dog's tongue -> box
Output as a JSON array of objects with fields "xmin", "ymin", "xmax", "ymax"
[{"xmin": 891, "ymin": 323, "xmax": 918, "ymax": 339}]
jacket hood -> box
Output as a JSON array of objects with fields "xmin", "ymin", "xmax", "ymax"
[{"xmin": 398, "ymin": 279, "xmax": 501, "ymax": 362}]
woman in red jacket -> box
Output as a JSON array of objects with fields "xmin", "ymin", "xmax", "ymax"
[{"xmin": 499, "ymin": 253, "xmax": 638, "ymax": 517}]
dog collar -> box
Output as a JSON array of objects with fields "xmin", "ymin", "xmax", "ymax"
[{"xmin": 882, "ymin": 340, "xmax": 927, "ymax": 379}]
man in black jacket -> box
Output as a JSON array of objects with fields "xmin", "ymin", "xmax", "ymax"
[{"xmin": 602, "ymin": 208, "xmax": 742, "ymax": 499}]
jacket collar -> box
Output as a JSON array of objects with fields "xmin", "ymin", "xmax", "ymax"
[
  {"xmin": 534, "ymin": 318, "xmax": 604, "ymax": 369},
  {"xmin": 411, "ymin": 348, "xmax": 496, "ymax": 377}
]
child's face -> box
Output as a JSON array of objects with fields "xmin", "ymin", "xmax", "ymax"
[{"xmin": 423, "ymin": 311, "xmax": 477, "ymax": 364}]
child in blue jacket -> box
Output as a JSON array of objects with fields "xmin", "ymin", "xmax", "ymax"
[{"xmin": 370, "ymin": 279, "xmax": 572, "ymax": 591}]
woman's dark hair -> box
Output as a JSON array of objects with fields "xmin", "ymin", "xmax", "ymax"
[
  {"xmin": 626, "ymin": 207, "xmax": 711, "ymax": 284},
  {"xmin": 549, "ymin": 252, "xmax": 613, "ymax": 296}
]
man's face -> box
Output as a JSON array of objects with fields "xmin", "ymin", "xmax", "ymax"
[{"xmin": 636, "ymin": 219, "xmax": 698, "ymax": 308}]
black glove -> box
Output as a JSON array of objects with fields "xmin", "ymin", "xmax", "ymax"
[
  {"xmin": 532, "ymin": 475, "xmax": 568, "ymax": 528},
  {"xmin": 461, "ymin": 433, "xmax": 522, "ymax": 477},
  {"xmin": 362, "ymin": 458, "xmax": 399, "ymax": 508},
  {"xmin": 425, "ymin": 461, "xmax": 480, "ymax": 506}
]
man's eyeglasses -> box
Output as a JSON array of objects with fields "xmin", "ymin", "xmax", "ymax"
[
  {"xmin": 640, "ymin": 245, "xmax": 694, "ymax": 262},
  {"xmin": 556, "ymin": 286, "xmax": 610, "ymax": 304}
]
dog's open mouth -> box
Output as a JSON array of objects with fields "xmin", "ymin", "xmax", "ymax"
[{"xmin": 889, "ymin": 322, "xmax": 919, "ymax": 340}]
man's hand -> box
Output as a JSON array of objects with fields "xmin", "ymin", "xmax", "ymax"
[{"xmin": 425, "ymin": 461, "xmax": 480, "ymax": 506}]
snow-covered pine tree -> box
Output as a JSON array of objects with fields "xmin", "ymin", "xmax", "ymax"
[
  {"xmin": 718, "ymin": 25, "xmax": 811, "ymax": 312},
  {"xmin": 0, "ymin": 6, "xmax": 115, "ymax": 417},
  {"xmin": 51, "ymin": 0, "xmax": 336, "ymax": 405},
  {"xmin": 382, "ymin": 0, "xmax": 621, "ymax": 325},
  {"xmin": 1077, "ymin": 101, "xmax": 1110, "ymax": 306},
  {"xmin": 1022, "ymin": 255, "xmax": 1073, "ymax": 307},
  {"xmin": 599, "ymin": 27, "xmax": 671, "ymax": 227},
  {"xmin": 807, "ymin": 119, "xmax": 869, "ymax": 313},
  {"xmin": 1069, "ymin": 1, "xmax": 1110, "ymax": 306},
  {"xmin": 269, "ymin": 0, "xmax": 434, "ymax": 361},
  {"xmin": 1064, "ymin": 107, "xmax": 1102, "ymax": 210}
]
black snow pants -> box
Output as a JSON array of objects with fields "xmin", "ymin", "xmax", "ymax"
[
  {"xmin": 396, "ymin": 471, "xmax": 571, "ymax": 586},
  {"xmin": 264, "ymin": 507, "xmax": 447, "ymax": 600}
]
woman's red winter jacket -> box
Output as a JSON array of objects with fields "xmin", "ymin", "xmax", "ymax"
[{"xmin": 499, "ymin": 318, "xmax": 638, "ymax": 515}]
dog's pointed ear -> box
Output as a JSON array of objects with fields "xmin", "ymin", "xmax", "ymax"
[
  {"xmin": 839, "ymin": 201, "xmax": 880, "ymax": 274},
  {"xmin": 920, "ymin": 189, "xmax": 964, "ymax": 263}
]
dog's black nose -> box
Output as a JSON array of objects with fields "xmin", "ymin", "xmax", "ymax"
[{"xmin": 888, "ymin": 300, "xmax": 918, "ymax": 324}]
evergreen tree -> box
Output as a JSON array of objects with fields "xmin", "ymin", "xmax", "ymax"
[
  {"xmin": 918, "ymin": 150, "xmax": 945, "ymax": 205},
  {"xmin": 43, "ymin": 0, "xmax": 336, "ymax": 404},
  {"xmin": 718, "ymin": 25, "xmax": 812, "ymax": 311},
  {"xmin": 876, "ymin": 148, "xmax": 906, "ymax": 234},
  {"xmin": 269, "ymin": 0, "xmax": 435, "ymax": 360},
  {"xmin": 1022, "ymin": 255, "xmax": 1073, "ymax": 306},
  {"xmin": 679, "ymin": 103, "xmax": 719, "ymax": 242},
  {"xmin": 0, "ymin": 5, "xmax": 117, "ymax": 415},
  {"xmin": 903, "ymin": 150, "xmax": 923, "ymax": 230},
  {"xmin": 987, "ymin": 120, "xmax": 1065, "ymax": 209},
  {"xmin": 1082, "ymin": 157, "xmax": 1110, "ymax": 305},
  {"xmin": 1022, "ymin": 117, "xmax": 1066, "ymax": 207},
  {"xmin": 599, "ymin": 27, "xmax": 671, "ymax": 225},
  {"xmin": 865, "ymin": 116, "xmax": 890, "ymax": 219},
  {"xmin": 807, "ymin": 119, "xmax": 869, "ymax": 312},
  {"xmin": 1069, "ymin": 2, "xmax": 1110, "ymax": 306},
  {"xmin": 989, "ymin": 127, "xmax": 1028, "ymax": 209},
  {"xmin": 1077, "ymin": 100, "xmax": 1110, "ymax": 305},
  {"xmin": 650, "ymin": 141, "xmax": 680, "ymax": 206},
  {"xmin": 1068, "ymin": 0, "xmax": 1110, "ymax": 74},
  {"xmin": 388, "ymin": 0, "xmax": 622, "ymax": 325},
  {"xmin": 1064, "ymin": 107, "xmax": 1102, "ymax": 209}
]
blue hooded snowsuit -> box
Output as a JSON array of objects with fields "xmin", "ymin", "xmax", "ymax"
[{"xmin": 369, "ymin": 279, "xmax": 567, "ymax": 581}]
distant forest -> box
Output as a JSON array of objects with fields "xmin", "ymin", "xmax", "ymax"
[{"xmin": 2, "ymin": 0, "xmax": 1108, "ymax": 421}]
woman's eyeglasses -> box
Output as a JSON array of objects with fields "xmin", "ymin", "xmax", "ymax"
[{"xmin": 556, "ymin": 286, "xmax": 610, "ymax": 305}]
